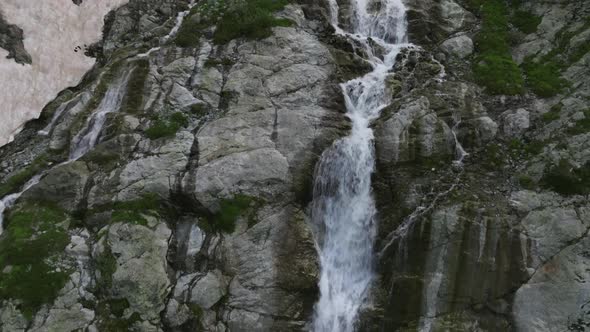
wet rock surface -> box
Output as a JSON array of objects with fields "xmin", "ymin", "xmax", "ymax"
[{"xmin": 0, "ymin": 0, "xmax": 589, "ymax": 331}]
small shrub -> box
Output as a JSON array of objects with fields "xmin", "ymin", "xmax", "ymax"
[{"xmin": 541, "ymin": 159, "xmax": 590, "ymax": 195}]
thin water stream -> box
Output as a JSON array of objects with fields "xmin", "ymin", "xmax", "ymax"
[
  {"xmin": 0, "ymin": 72, "xmax": 131, "ymax": 234},
  {"xmin": 0, "ymin": 0, "xmax": 193, "ymax": 232}
]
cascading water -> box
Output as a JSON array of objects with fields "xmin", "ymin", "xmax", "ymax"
[
  {"xmin": 137, "ymin": 0, "xmax": 197, "ymax": 58},
  {"xmin": 311, "ymin": 1, "xmax": 408, "ymax": 331},
  {"xmin": 69, "ymin": 71, "xmax": 131, "ymax": 160},
  {"xmin": 38, "ymin": 102, "xmax": 69, "ymax": 136},
  {"xmin": 0, "ymin": 68, "xmax": 131, "ymax": 234},
  {"xmin": 1, "ymin": 0, "xmax": 192, "ymax": 230}
]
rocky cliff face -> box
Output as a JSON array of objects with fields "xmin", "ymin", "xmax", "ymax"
[{"xmin": 0, "ymin": 0, "xmax": 588, "ymax": 331}]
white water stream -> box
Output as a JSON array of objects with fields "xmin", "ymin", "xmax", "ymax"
[
  {"xmin": 69, "ymin": 72, "xmax": 131, "ymax": 160},
  {"xmin": 1, "ymin": 1, "xmax": 192, "ymax": 232},
  {"xmin": 311, "ymin": 1, "xmax": 409, "ymax": 331},
  {"xmin": 0, "ymin": 70, "xmax": 131, "ymax": 234},
  {"xmin": 137, "ymin": 0, "xmax": 196, "ymax": 58}
]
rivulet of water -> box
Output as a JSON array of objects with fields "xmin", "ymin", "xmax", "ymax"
[
  {"xmin": 69, "ymin": 71, "xmax": 131, "ymax": 160},
  {"xmin": 1, "ymin": 69, "xmax": 131, "ymax": 234},
  {"xmin": 311, "ymin": 1, "xmax": 409, "ymax": 331}
]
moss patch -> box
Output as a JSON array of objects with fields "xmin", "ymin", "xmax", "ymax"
[
  {"xmin": 95, "ymin": 299, "xmax": 141, "ymax": 332},
  {"xmin": 521, "ymin": 19, "xmax": 590, "ymax": 97},
  {"xmin": 175, "ymin": 17, "xmax": 206, "ymax": 47},
  {"xmin": 95, "ymin": 245, "xmax": 118, "ymax": 293},
  {"xmin": 541, "ymin": 159, "xmax": 590, "ymax": 195},
  {"xmin": 199, "ymin": 194, "xmax": 261, "ymax": 233},
  {"xmin": 122, "ymin": 59, "xmax": 150, "ymax": 114},
  {"xmin": 89, "ymin": 193, "xmax": 165, "ymax": 226},
  {"xmin": 512, "ymin": 10, "xmax": 542, "ymax": 34},
  {"xmin": 542, "ymin": 104, "xmax": 562, "ymax": 123},
  {"xmin": 176, "ymin": 0, "xmax": 291, "ymax": 47},
  {"xmin": 471, "ymin": 0, "xmax": 524, "ymax": 95},
  {"xmin": 521, "ymin": 57, "xmax": 567, "ymax": 97},
  {"xmin": 567, "ymin": 109, "xmax": 590, "ymax": 135},
  {"xmin": 145, "ymin": 112, "xmax": 189, "ymax": 140},
  {"xmin": 213, "ymin": 0, "xmax": 292, "ymax": 44},
  {"xmin": 0, "ymin": 203, "xmax": 70, "ymax": 319}
]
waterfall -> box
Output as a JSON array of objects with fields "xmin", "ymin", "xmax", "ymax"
[
  {"xmin": 69, "ymin": 71, "xmax": 131, "ymax": 160},
  {"xmin": 1, "ymin": 68, "xmax": 131, "ymax": 234},
  {"xmin": 137, "ymin": 0, "xmax": 197, "ymax": 58},
  {"xmin": 38, "ymin": 102, "xmax": 69, "ymax": 136},
  {"xmin": 311, "ymin": 1, "xmax": 408, "ymax": 331}
]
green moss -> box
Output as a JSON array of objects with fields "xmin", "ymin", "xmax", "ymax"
[
  {"xmin": 0, "ymin": 203, "xmax": 70, "ymax": 319},
  {"xmin": 567, "ymin": 109, "xmax": 590, "ymax": 135},
  {"xmin": 214, "ymin": 0, "xmax": 292, "ymax": 44},
  {"xmin": 107, "ymin": 298, "xmax": 130, "ymax": 317},
  {"xmin": 200, "ymin": 194, "xmax": 261, "ymax": 233},
  {"xmin": 89, "ymin": 193, "xmax": 163, "ymax": 226},
  {"xmin": 481, "ymin": 143, "xmax": 507, "ymax": 170},
  {"xmin": 204, "ymin": 57, "xmax": 235, "ymax": 68},
  {"xmin": 474, "ymin": 54, "xmax": 524, "ymax": 95},
  {"xmin": 512, "ymin": 10, "xmax": 542, "ymax": 34},
  {"xmin": 190, "ymin": 103, "xmax": 209, "ymax": 117},
  {"xmin": 542, "ymin": 104, "xmax": 562, "ymax": 122},
  {"xmin": 122, "ymin": 59, "xmax": 150, "ymax": 114},
  {"xmin": 0, "ymin": 154, "xmax": 49, "ymax": 197},
  {"xmin": 96, "ymin": 299, "xmax": 141, "ymax": 332},
  {"xmin": 518, "ymin": 174, "xmax": 536, "ymax": 189},
  {"xmin": 95, "ymin": 245, "xmax": 117, "ymax": 293},
  {"xmin": 541, "ymin": 159, "xmax": 590, "ymax": 195},
  {"xmin": 520, "ymin": 19, "xmax": 590, "ymax": 97},
  {"xmin": 213, "ymin": 195, "xmax": 253, "ymax": 233},
  {"xmin": 177, "ymin": 0, "xmax": 291, "ymax": 46},
  {"xmin": 84, "ymin": 148, "xmax": 120, "ymax": 167},
  {"xmin": 472, "ymin": 0, "xmax": 524, "ymax": 95},
  {"xmin": 145, "ymin": 112, "xmax": 189, "ymax": 140},
  {"xmin": 175, "ymin": 18, "xmax": 205, "ymax": 47},
  {"xmin": 523, "ymin": 140, "xmax": 545, "ymax": 155},
  {"xmin": 522, "ymin": 57, "xmax": 567, "ymax": 97}
]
